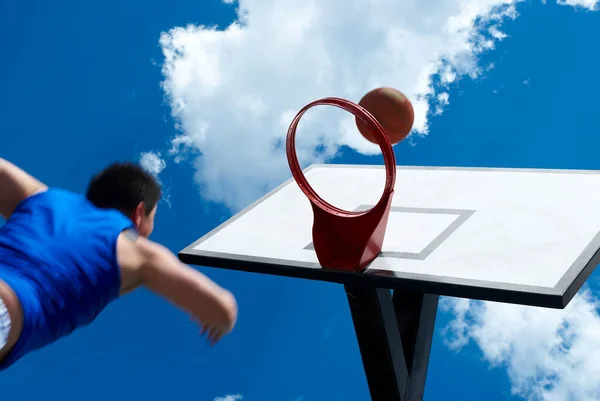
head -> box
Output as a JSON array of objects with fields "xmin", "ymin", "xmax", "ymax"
[{"xmin": 86, "ymin": 162, "xmax": 161, "ymax": 237}]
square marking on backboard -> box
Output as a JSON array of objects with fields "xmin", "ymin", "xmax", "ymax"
[{"xmin": 304, "ymin": 206, "xmax": 475, "ymax": 260}]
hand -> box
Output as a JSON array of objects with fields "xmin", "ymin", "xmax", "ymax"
[
  {"xmin": 199, "ymin": 322, "xmax": 227, "ymax": 346},
  {"xmin": 192, "ymin": 291, "xmax": 238, "ymax": 346},
  {"xmin": 191, "ymin": 317, "xmax": 233, "ymax": 346}
]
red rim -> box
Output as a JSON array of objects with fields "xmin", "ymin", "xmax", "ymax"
[{"xmin": 286, "ymin": 97, "xmax": 396, "ymax": 217}]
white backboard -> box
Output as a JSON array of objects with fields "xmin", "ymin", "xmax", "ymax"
[{"xmin": 180, "ymin": 164, "xmax": 600, "ymax": 308}]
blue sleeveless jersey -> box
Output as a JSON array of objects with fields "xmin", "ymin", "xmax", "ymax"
[{"xmin": 0, "ymin": 188, "xmax": 134, "ymax": 370}]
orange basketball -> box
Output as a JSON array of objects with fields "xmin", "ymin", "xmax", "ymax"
[{"xmin": 355, "ymin": 87, "xmax": 414, "ymax": 145}]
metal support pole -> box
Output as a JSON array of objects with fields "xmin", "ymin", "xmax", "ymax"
[{"xmin": 345, "ymin": 285, "xmax": 439, "ymax": 401}]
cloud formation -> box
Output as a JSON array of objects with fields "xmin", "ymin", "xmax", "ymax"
[
  {"xmin": 441, "ymin": 289, "xmax": 600, "ymax": 400},
  {"xmin": 213, "ymin": 395, "xmax": 243, "ymax": 401},
  {"xmin": 159, "ymin": 0, "xmax": 518, "ymax": 210},
  {"xmin": 139, "ymin": 151, "xmax": 167, "ymax": 176},
  {"xmin": 139, "ymin": 151, "xmax": 172, "ymax": 207},
  {"xmin": 557, "ymin": 0, "xmax": 599, "ymax": 10}
]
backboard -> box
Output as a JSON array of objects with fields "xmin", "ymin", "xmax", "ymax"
[{"xmin": 179, "ymin": 164, "xmax": 600, "ymax": 309}]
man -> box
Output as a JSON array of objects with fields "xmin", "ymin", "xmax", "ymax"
[{"xmin": 0, "ymin": 158, "xmax": 237, "ymax": 370}]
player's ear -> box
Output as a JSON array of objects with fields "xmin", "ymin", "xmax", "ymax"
[{"xmin": 132, "ymin": 201, "xmax": 146, "ymax": 227}]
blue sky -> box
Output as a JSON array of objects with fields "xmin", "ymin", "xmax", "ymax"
[{"xmin": 2, "ymin": 0, "xmax": 600, "ymax": 400}]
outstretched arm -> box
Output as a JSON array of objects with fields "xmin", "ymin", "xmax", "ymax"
[
  {"xmin": 0, "ymin": 158, "xmax": 48, "ymax": 219},
  {"xmin": 118, "ymin": 235, "xmax": 237, "ymax": 344}
]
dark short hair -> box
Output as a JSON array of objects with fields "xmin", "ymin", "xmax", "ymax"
[{"xmin": 86, "ymin": 162, "xmax": 161, "ymax": 216}]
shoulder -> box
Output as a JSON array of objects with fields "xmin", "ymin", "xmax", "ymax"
[
  {"xmin": 116, "ymin": 232, "xmax": 167, "ymax": 292},
  {"xmin": 0, "ymin": 158, "xmax": 48, "ymax": 219},
  {"xmin": 117, "ymin": 231, "xmax": 155, "ymax": 262},
  {"xmin": 12, "ymin": 188, "xmax": 82, "ymax": 214}
]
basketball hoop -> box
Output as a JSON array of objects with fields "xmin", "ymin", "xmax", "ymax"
[{"xmin": 286, "ymin": 97, "xmax": 396, "ymax": 272}]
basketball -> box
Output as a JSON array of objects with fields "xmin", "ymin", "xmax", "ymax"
[{"xmin": 355, "ymin": 87, "xmax": 414, "ymax": 145}]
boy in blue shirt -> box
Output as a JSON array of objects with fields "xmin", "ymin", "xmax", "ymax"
[{"xmin": 0, "ymin": 158, "xmax": 238, "ymax": 370}]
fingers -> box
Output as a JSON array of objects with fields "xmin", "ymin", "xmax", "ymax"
[
  {"xmin": 207, "ymin": 327, "xmax": 224, "ymax": 346},
  {"xmin": 196, "ymin": 321, "xmax": 227, "ymax": 346}
]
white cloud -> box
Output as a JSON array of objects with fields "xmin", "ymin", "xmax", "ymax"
[
  {"xmin": 441, "ymin": 288, "xmax": 600, "ymax": 401},
  {"xmin": 489, "ymin": 25, "xmax": 509, "ymax": 39},
  {"xmin": 139, "ymin": 151, "xmax": 167, "ymax": 176},
  {"xmin": 168, "ymin": 135, "xmax": 194, "ymax": 164},
  {"xmin": 434, "ymin": 92, "xmax": 450, "ymax": 115},
  {"xmin": 139, "ymin": 151, "xmax": 172, "ymax": 208},
  {"xmin": 557, "ymin": 0, "xmax": 599, "ymax": 10},
  {"xmin": 214, "ymin": 395, "xmax": 243, "ymax": 401},
  {"xmin": 159, "ymin": 0, "xmax": 521, "ymax": 210}
]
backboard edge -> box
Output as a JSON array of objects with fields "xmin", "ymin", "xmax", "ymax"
[
  {"xmin": 178, "ymin": 249, "xmax": 565, "ymax": 309},
  {"xmin": 559, "ymin": 244, "xmax": 600, "ymax": 308}
]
